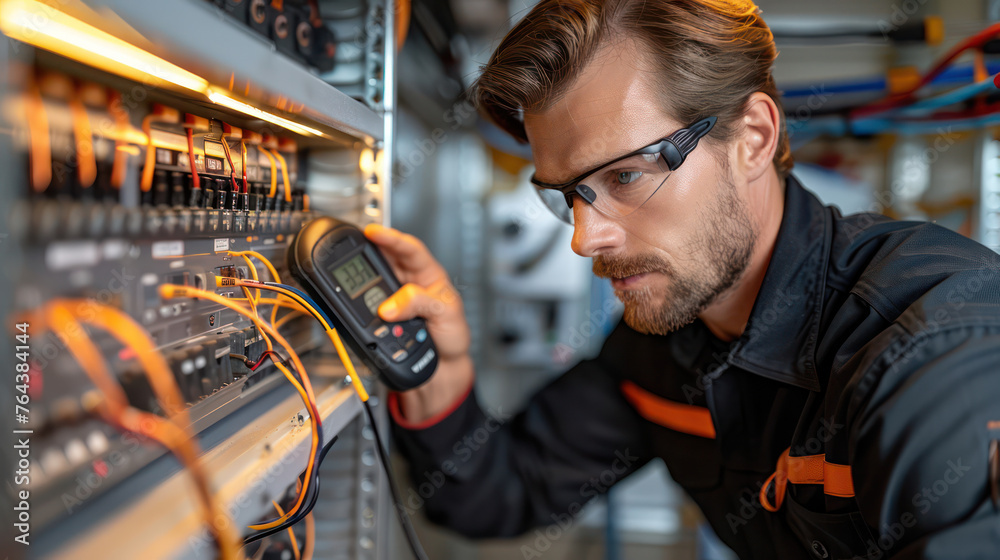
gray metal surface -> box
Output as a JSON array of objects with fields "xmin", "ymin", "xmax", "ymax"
[
  {"xmin": 85, "ymin": 0, "xmax": 384, "ymax": 143},
  {"xmin": 381, "ymin": 0, "xmax": 396, "ymax": 229},
  {"xmin": 41, "ymin": 367, "xmax": 364, "ymax": 559}
]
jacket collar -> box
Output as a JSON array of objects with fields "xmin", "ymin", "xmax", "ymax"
[{"xmin": 724, "ymin": 174, "xmax": 831, "ymax": 392}]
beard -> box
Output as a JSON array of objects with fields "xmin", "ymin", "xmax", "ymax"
[{"xmin": 592, "ymin": 173, "xmax": 757, "ymax": 335}]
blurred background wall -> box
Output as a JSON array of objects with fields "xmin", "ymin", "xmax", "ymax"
[{"xmin": 388, "ymin": 1, "xmax": 1000, "ymax": 558}]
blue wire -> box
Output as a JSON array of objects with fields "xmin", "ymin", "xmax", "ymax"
[
  {"xmin": 265, "ymin": 282, "xmax": 336, "ymax": 327},
  {"xmin": 248, "ymin": 281, "xmax": 331, "ymax": 529},
  {"xmin": 781, "ymin": 62, "xmax": 1000, "ymax": 99},
  {"xmin": 787, "ymin": 71, "xmax": 1000, "ymax": 138},
  {"xmin": 782, "ymin": 78, "xmax": 886, "ymax": 98},
  {"xmin": 857, "ymin": 111, "xmax": 1000, "ymax": 136},
  {"xmin": 792, "ymin": 110, "xmax": 1000, "ymax": 137},
  {"xmin": 861, "ymin": 73, "xmax": 1000, "ymax": 120}
]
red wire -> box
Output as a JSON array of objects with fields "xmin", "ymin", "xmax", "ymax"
[
  {"xmin": 852, "ymin": 22, "xmax": 1000, "ymax": 119},
  {"xmin": 916, "ymin": 98, "xmax": 1000, "ymax": 122},
  {"xmin": 250, "ymin": 350, "xmax": 282, "ymax": 371},
  {"xmin": 186, "ymin": 127, "xmax": 200, "ymax": 190}
]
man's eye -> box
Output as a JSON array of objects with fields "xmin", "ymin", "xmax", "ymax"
[{"xmin": 616, "ymin": 171, "xmax": 643, "ymax": 185}]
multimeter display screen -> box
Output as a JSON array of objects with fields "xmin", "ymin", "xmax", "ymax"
[{"xmin": 331, "ymin": 254, "xmax": 381, "ymax": 298}]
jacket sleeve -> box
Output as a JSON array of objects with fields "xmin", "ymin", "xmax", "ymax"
[
  {"xmin": 850, "ymin": 325, "xmax": 1000, "ymax": 559},
  {"xmin": 389, "ymin": 329, "xmax": 654, "ymax": 539}
]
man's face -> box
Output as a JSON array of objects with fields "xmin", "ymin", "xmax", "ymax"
[{"xmin": 524, "ymin": 42, "xmax": 758, "ymax": 335}]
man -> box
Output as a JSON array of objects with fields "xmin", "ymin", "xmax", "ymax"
[{"xmin": 363, "ymin": 0, "xmax": 1000, "ymax": 558}]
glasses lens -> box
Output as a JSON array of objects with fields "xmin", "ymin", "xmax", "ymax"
[
  {"xmin": 578, "ymin": 152, "xmax": 671, "ymax": 218},
  {"xmin": 534, "ymin": 185, "xmax": 575, "ymax": 224}
]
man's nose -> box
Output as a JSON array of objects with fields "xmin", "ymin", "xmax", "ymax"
[{"xmin": 571, "ymin": 200, "xmax": 625, "ymax": 257}]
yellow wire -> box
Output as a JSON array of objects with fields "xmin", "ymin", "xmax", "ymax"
[
  {"xmin": 241, "ymin": 254, "xmax": 260, "ymax": 282},
  {"xmin": 228, "ymin": 251, "xmax": 281, "ymax": 283},
  {"xmin": 231, "ymin": 298, "xmax": 307, "ymax": 315},
  {"xmin": 237, "ymin": 254, "xmax": 261, "ymax": 304},
  {"xmin": 270, "ymin": 298, "xmax": 281, "ymax": 327},
  {"xmin": 229, "ymin": 279, "xmax": 370, "ymax": 403},
  {"xmin": 160, "ymin": 285, "xmax": 319, "ymax": 529},
  {"xmin": 241, "ymin": 286, "xmax": 259, "ymax": 315},
  {"xmin": 259, "ymin": 147, "xmax": 279, "ymax": 199},
  {"xmin": 140, "ymin": 114, "xmax": 156, "ymax": 193},
  {"xmin": 228, "ymin": 250, "xmax": 284, "ymax": 329},
  {"xmin": 272, "ymin": 150, "xmax": 293, "ymax": 203}
]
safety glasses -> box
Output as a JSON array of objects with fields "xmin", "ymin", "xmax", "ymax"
[{"xmin": 530, "ymin": 116, "xmax": 717, "ymax": 224}]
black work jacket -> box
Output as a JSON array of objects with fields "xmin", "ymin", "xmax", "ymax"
[{"xmin": 390, "ymin": 176, "xmax": 1000, "ymax": 559}]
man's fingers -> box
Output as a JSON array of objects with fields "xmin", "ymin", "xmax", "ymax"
[
  {"xmin": 363, "ymin": 224, "xmax": 443, "ymax": 277},
  {"xmin": 378, "ymin": 283, "xmax": 450, "ymax": 323}
]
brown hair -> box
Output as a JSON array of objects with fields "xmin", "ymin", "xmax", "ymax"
[{"xmin": 472, "ymin": 0, "xmax": 792, "ymax": 178}]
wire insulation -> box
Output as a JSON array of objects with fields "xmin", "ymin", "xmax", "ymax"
[
  {"xmin": 159, "ymin": 285, "xmax": 321, "ymax": 530},
  {"xmin": 42, "ymin": 302, "xmax": 241, "ymax": 559},
  {"xmin": 221, "ymin": 278, "xmax": 426, "ymax": 559},
  {"xmin": 186, "ymin": 122, "xmax": 200, "ymax": 190}
]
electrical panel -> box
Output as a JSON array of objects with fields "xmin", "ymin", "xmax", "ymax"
[{"xmin": 0, "ymin": 0, "xmax": 397, "ymax": 558}]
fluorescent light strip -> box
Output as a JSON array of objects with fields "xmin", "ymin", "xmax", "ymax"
[
  {"xmin": 0, "ymin": 0, "xmax": 207, "ymax": 93},
  {"xmin": 208, "ymin": 89, "xmax": 326, "ymax": 138}
]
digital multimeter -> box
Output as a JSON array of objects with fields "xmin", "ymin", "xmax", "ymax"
[{"xmin": 288, "ymin": 217, "xmax": 438, "ymax": 391}]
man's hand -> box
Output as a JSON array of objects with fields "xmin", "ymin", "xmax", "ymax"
[{"xmin": 364, "ymin": 223, "xmax": 474, "ymax": 423}]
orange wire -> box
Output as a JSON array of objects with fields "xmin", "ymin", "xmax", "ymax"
[
  {"xmin": 230, "ymin": 250, "xmax": 281, "ymax": 283},
  {"xmin": 140, "ymin": 114, "xmax": 156, "ymax": 192},
  {"xmin": 396, "ymin": 0, "xmax": 411, "ymax": 51},
  {"xmin": 239, "ymin": 254, "xmax": 262, "ymax": 304},
  {"xmin": 231, "ymin": 298, "xmax": 306, "ymax": 315},
  {"xmin": 227, "ymin": 279, "xmax": 369, "ymax": 403},
  {"xmin": 70, "ymin": 91, "xmax": 97, "ymax": 189},
  {"xmin": 229, "ymin": 250, "xmax": 284, "ymax": 325},
  {"xmin": 109, "ymin": 91, "xmax": 129, "ymax": 190},
  {"xmin": 54, "ymin": 299, "xmax": 187, "ymax": 417},
  {"xmin": 186, "ymin": 125, "xmax": 200, "ymax": 190},
  {"xmin": 26, "ymin": 81, "xmax": 52, "ymax": 192},
  {"xmin": 302, "ymin": 511, "xmax": 315, "ymax": 560},
  {"xmin": 221, "ymin": 136, "xmax": 240, "ymax": 192},
  {"xmin": 270, "ymin": 501, "xmax": 301, "ymax": 560},
  {"xmin": 43, "ymin": 303, "xmax": 240, "ymax": 560},
  {"xmin": 159, "ymin": 285, "xmax": 319, "ymax": 530}
]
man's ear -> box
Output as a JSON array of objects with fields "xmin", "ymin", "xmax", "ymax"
[{"xmin": 738, "ymin": 92, "xmax": 781, "ymax": 182}]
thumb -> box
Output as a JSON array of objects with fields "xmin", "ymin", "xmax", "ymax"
[{"xmin": 378, "ymin": 283, "xmax": 451, "ymax": 323}]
